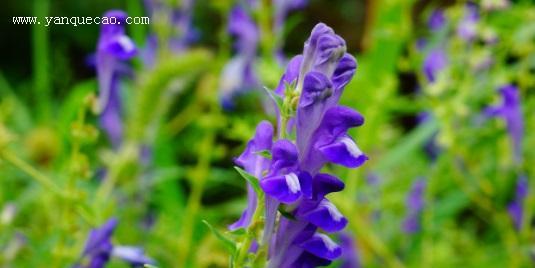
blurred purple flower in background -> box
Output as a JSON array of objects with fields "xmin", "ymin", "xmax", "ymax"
[
  {"xmin": 96, "ymin": 10, "xmax": 137, "ymax": 148},
  {"xmin": 457, "ymin": 3, "xmax": 479, "ymax": 41},
  {"xmin": 219, "ymin": 5, "xmax": 260, "ymax": 109},
  {"xmin": 75, "ymin": 218, "xmax": 117, "ymax": 268},
  {"xmin": 403, "ymin": 179, "xmax": 426, "ymax": 234},
  {"xmin": 428, "ymin": 9, "xmax": 446, "ymax": 31},
  {"xmin": 484, "ymin": 85, "xmax": 523, "ymax": 163},
  {"xmin": 75, "ymin": 218, "xmax": 154, "ymax": 268},
  {"xmin": 423, "ymin": 48, "xmax": 447, "ymax": 83},
  {"xmin": 339, "ymin": 232, "xmax": 362, "ymax": 268},
  {"xmin": 507, "ymin": 175, "xmax": 528, "ymax": 230},
  {"xmin": 274, "ymin": 0, "xmax": 308, "ymax": 60},
  {"xmin": 231, "ymin": 23, "xmax": 366, "ymax": 267},
  {"xmin": 141, "ymin": 0, "xmax": 198, "ymax": 67}
]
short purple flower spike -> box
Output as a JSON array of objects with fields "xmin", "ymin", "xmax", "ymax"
[
  {"xmin": 219, "ymin": 5, "xmax": 260, "ymax": 109},
  {"xmin": 457, "ymin": 3, "xmax": 479, "ymax": 41},
  {"xmin": 508, "ymin": 175, "xmax": 528, "ymax": 230},
  {"xmin": 428, "ymin": 10, "xmax": 446, "ymax": 31},
  {"xmin": 75, "ymin": 218, "xmax": 154, "ymax": 268},
  {"xmin": 423, "ymin": 48, "xmax": 447, "ymax": 83},
  {"xmin": 75, "ymin": 218, "xmax": 117, "ymax": 268},
  {"xmin": 97, "ymin": 10, "xmax": 137, "ymax": 148},
  {"xmin": 403, "ymin": 179, "xmax": 426, "ymax": 234},
  {"xmin": 484, "ymin": 85, "xmax": 524, "ymax": 163}
]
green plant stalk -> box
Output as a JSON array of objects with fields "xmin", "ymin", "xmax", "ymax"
[
  {"xmin": 235, "ymin": 192, "xmax": 266, "ymax": 267},
  {"xmin": 0, "ymin": 148, "xmax": 64, "ymax": 197},
  {"xmin": 177, "ymin": 133, "xmax": 214, "ymax": 267},
  {"xmin": 33, "ymin": 0, "xmax": 51, "ymax": 121}
]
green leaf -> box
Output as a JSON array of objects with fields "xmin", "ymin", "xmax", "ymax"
[
  {"xmin": 202, "ymin": 220, "xmax": 237, "ymax": 253},
  {"xmin": 144, "ymin": 265, "xmax": 159, "ymax": 268},
  {"xmin": 234, "ymin": 166, "xmax": 261, "ymax": 195},
  {"xmin": 263, "ymin": 86, "xmax": 283, "ymax": 112},
  {"xmin": 254, "ymin": 150, "xmax": 272, "ymax": 160}
]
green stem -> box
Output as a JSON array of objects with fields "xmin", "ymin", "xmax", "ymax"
[
  {"xmin": 236, "ymin": 192, "xmax": 265, "ymax": 267},
  {"xmin": 177, "ymin": 133, "xmax": 214, "ymax": 267},
  {"xmin": 33, "ymin": 0, "xmax": 51, "ymax": 122},
  {"xmin": 0, "ymin": 148, "xmax": 64, "ymax": 197}
]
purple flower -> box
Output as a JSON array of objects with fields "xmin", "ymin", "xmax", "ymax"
[
  {"xmin": 457, "ymin": 3, "xmax": 479, "ymax": 41},
  {"xmin": 273, "ymin": 0, "xmax": 308, "ymax": 59},
  {"xmin": 428, "ymin": 10, "xmax": 446, "ymax": 31},
  {"xmin": 423, "ymin": 48, "xmax": 447, "ymax": 83},
  {"xmin": 96, "ymin": 10, "xmax": 137, "ymax": 148},
  {"xmin": 112, "ymin": 246, "xmax": 155, "ymax": 267},
  {"xmin": 484, "ymin": 85, "xmax": 523, "ymax": 163},
  {"xmin": 230, "ymin": 121, "xmax": 274, "ymax": 230},
  {"xmin": 402, "ymin": 179, "xmax": 426, "ymax": 234},
  {"xmin": 233, "ymin": 23, "xmax": 366, "ymax": 267},
  {"xmin": 141, "ymin": 0, "xmax": 198, "ymax": 67},
  {"xmin": 75, "ymin": 218, "xmax": 118, "ymax": 268},
  {"xmin": 219, "ymin": 5, "xmax": 260, "ymax": 109},
  {"xmin": 508, "ymin": 176, "xmax": 528, "ymax": 230},
  {"xmin": 339, "ymin": 232, "xmax": 362, "ymax": 268},
  {"xmin": 75, "ymin": 219, "xmax": 154, "ymax": 268}
]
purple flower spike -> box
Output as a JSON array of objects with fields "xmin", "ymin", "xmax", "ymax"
[
  {"xmin": 219, "ymin": 5, "xmax": 260, "ymax": 109},
  {"xmin": 299, "ymin": 233, "xmax": 342, "ymax": 261},
  {"xmin": 457, "ymin": 3, "xmax": 479, "ymax": 41},
  {"xmin": 230, "ymin": 121, "xmax": 273, "ymax": 230},
  {"xmin": 77, "ymin": 218, "xmax": 118, "ymax": 268},
  {"xmin": 508, "ymin": 175, "xmax": 528, "ymax": 230},
  {"xmin": 228, "ymin": 6, "xmax": 259, "ymax": 57},
  {"xmin": 97, "ymin": 10, "xmax": 137, "ymax": 148},
  {"xmin": 233, "ymin": 23, "xmax": 366, "ymax": 268},
  {"xmin": 423, "ymin": 48, "xmax": 447, "ymax": 83},
  {"xmin": 484, "ymin": 85, "xmax": 523, "ymax": 163},
  {"xmin": 403, "ymin": 179, "xmax": 426, "ymax": 234},
  {"xmin": 428, "ymin": 10, "xmax": 446, "ymax": 31}
]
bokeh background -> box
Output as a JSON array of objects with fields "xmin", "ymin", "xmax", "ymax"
[{"xmin": 1, "ymin": 0, "xmax": 534, "ymax": 267}]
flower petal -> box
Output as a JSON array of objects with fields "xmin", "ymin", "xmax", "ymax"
[
  {"xmin": 260, "ymin": 172, "xmax": 311, "ymax": 204},
  {"xmin": 319, "ymin": 136, "xmax": 368, "ymax": 168},
  {"xmin": 300, "ymin": 199, "xmax": 347, "ymax": 233},
  {"xmin": 299, "ymin": 233, "xmax": 342, "ymax": 260},
  {"xmin": 313, "ymin": 173, "xmax": 345, "ymax": 199}
]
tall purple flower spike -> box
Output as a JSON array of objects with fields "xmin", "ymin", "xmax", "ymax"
[
  {"xmin": 507, "ymin": 175, "xmax": 528, "ymax": 230},
  {"xmin": 457, "ymin": 3, "xmax": 479, "ymax": 41},
  {"xmin": 402, "ymin": 179, "xmax": 426, "ymax": 234},
  {"xmin": 423, "ymin": 48, "xmax": 447, "ymax": 83},
  {"xmin": 219, "ymin": 5, "xmax": 260, "ymax": 110},
  {"xmin": 231, "ymin": 23, "xmax": 366, "ymax": 267},
  {"xmin": 230, "ymin": 121, "xmax": 274, "ymax": 230},
  {"xmin": 484, "ymin": 85, "xmax": 524, "ymax": 163},
  {"xmin": 96, "ymin": 10, "xmax": 137, "ymax": 148}
]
